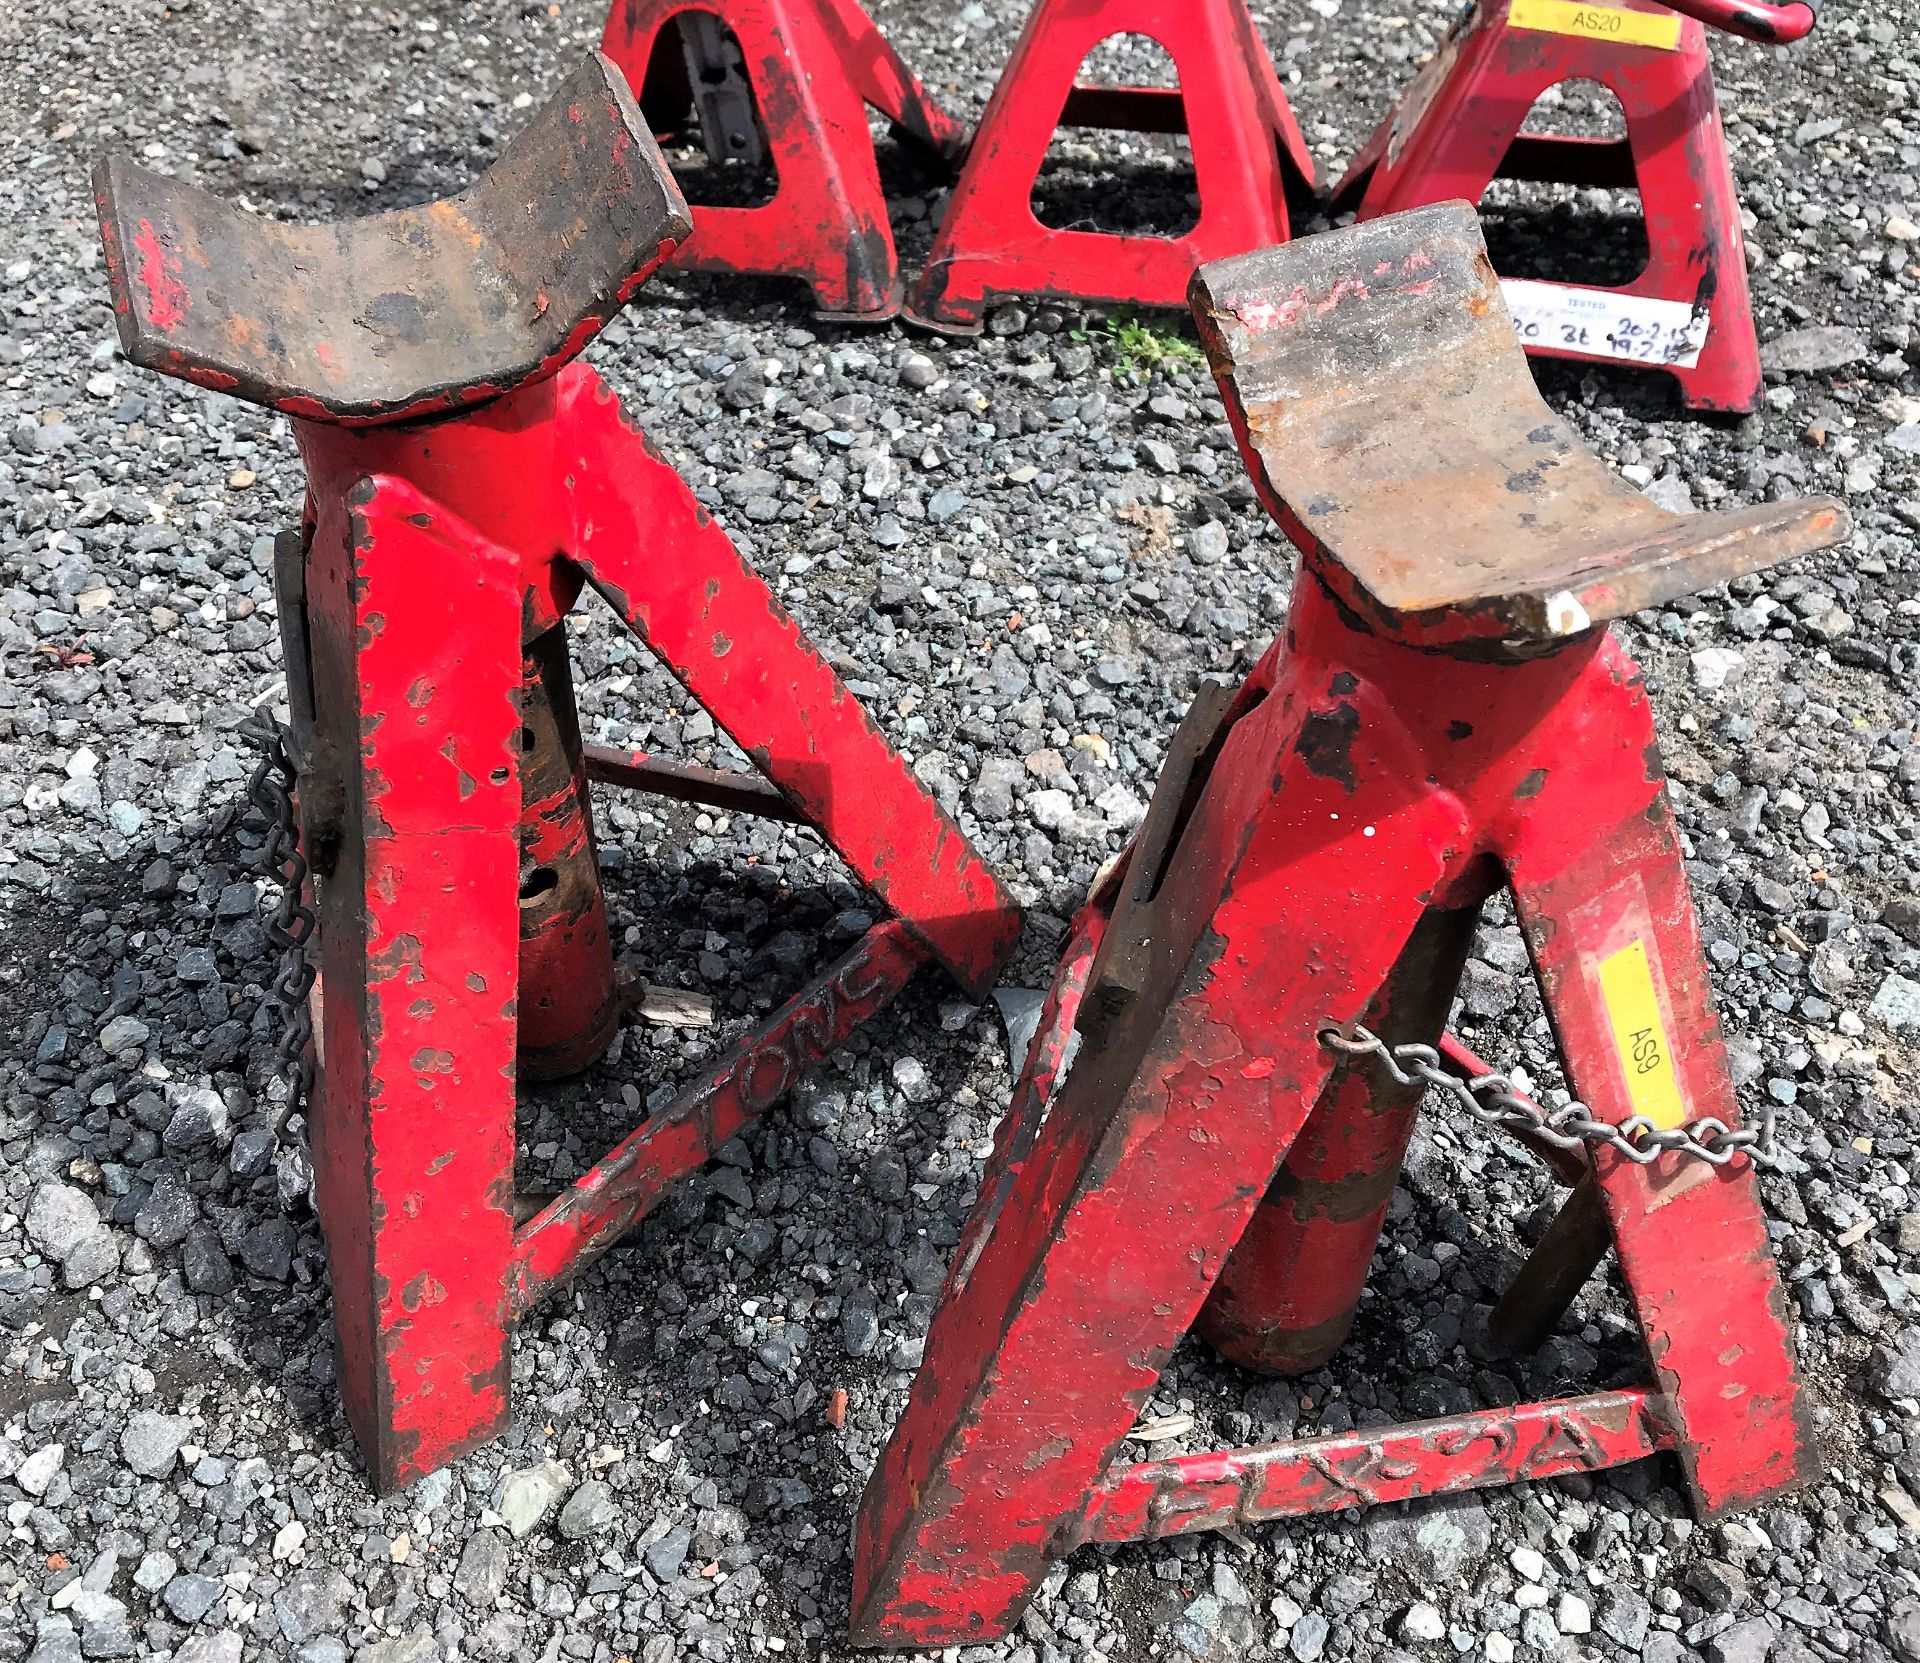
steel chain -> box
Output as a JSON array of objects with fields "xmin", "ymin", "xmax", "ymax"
[
  {"xmin": 238, "ymin": 705, "xmax": 317, "ymax": 1130},
  {"xmin": 1321, "ymin": 1023, "xmax": 1773, "ymax": 1168}
]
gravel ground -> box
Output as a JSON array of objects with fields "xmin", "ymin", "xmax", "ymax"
[{"xmin": 4, "ymin": 3, "xmax": 1920, "ymax": 1663}]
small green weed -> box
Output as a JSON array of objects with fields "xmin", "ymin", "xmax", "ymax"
[{"xmin": 1074, "ymin": 312, "xmax": 1208, "ymax": 380}]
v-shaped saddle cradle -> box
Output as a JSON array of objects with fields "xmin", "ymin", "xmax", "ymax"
[
  {"xmin": 98, "ymin": 55, "xmax": 682, "ymax": 423},
  {"xmin": 1201, "ymin": 202, "xmax": 1843, "ymax": 651},
  {"xmin": 97, "ymin": 53, "xmax": 1019, "ymax": 1491}
]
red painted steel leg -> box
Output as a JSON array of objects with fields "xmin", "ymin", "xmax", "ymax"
[
  {"xmin": 560, "ymin": 371, "xmax": 1020, "ymax": 997},
  {"xmin": 1335, "ymin": 0, "xmax": 1761, "ymax": 413},
  {"xmin": 516, "ymin": 621, "xmax": 621, "ymax": 1081},
  {"xmin": 603, "ymin": 0, "xmax": 954, "ymax": 318},
  {"xmin": 302, "ymin": 477, "xmax": 524, "ymax": 1493},
  {"xmin": 906, "ymin": 0, "xmax": 1315, "ymax": 330},
  {"xmin": 1080, "ymin": 1389, "xmax": 1675, "ymax": 1541},
  {"xmin": 1197, "ymin": 902, "xmax": 1484, "ymax": 1374},
  {"xmin": 813, "ymin": 0, "xmax": 968, "ymax": 158},
  {"xmin": 1613, "ymin": 46, "xmax": 1759, "ymax": 413},
  {"xmin": 1505, "ymin": 650, "xmax": 1818, "ymax": 1514},
  {"xmin": 1332, "ymin": 5, "xmax": 1535, "ymax": 219},
  {"xmin": 849, "ymin": 650, "xmax": 1468, "ymax": 1647}
]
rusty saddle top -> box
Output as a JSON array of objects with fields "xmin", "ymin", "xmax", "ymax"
[
  {"xmin": 1190, "ymin": 203, "xmax": 1851, "ymax": 653},
  {"xmin": 94, "ymin": 52, "xmax": 692, "ymax": 426}
]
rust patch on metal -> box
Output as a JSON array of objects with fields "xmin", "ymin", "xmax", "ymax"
[
  {"xmin": 1294, "ymin": 703, "xmax": 1360, "ymax": 792},
  {"xmin": 1076, "ymin": 1390, "xmax": 1674, "ymax": 1546},
  {"xmin": 1190, "ymin": 203, "xmax": 1850, "ymax": 656}
]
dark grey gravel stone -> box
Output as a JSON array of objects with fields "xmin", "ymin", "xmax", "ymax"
[
  {"xmin": 1705, "ymin": 1617, "xmax": 1780, "ymax": 1663},
  {"xmin": 453, "ymin": 1530, "xmax": 509, "ymax": 1606},
  {"xmin": 274, "ymin": 1570, "xmax": 352, "ymax": 1644},
  {"xmin": 162, "ymin": 1574, "xmax": 222, "ymax": 1625},
  {"xmin": 643, "ymin": 1521, "xmax": 693, "ymax": 1584},
  {"xmin": 557, "ymin": 1479, "xmax": 618, "ymax": 1541},
  {"xmin": 181, "ymin": 1226, "xmax": 234, "ymax": 1295},
  {"xmin": 120, "ymin": 1410, "xmax": 190, "ymax": 1479}
]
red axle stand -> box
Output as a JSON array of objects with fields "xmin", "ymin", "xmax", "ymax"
[
  {"xmin": 602, "ymin": 0, "xmax": 965, "ymax": 320},
  {"xmin": 906, "ymin": 0, "xmax": 1316, "ymax": 332},
  {"xmin": 851, "ymin": 204, "xmax": 1846, "ymax": 1647},
  {"xmin": 1335, "ymin": 0, "xmax": 1822, "ymax": 414},
  {"xmin": 96, "ymin": 55, "xmax": 1019, "ymax": 1491}
]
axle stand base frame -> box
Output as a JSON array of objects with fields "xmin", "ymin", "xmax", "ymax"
[
  {"xmin": 906, "ymin": 0, "xmax": 1316, "ymax": 332},
  {"xmin": 1334, "ymin": 0, "xmax": 1763, "ymax": 413},
  {"xmin": 850, "ymin": 204, "xmax": 1835, "ymax": 1648},
  {"xmin": 604, "ymin": 0, "xmax": 965, "ymax": 320},
  {"xmin": 97, "ymin": 54, "xmax": 1018, "ymax": 1493}
]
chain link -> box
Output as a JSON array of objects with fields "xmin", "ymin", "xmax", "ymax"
[
  {"xmin": 238, "ymin": 705, "xmax": 317, "ymax": 1130},
  {"xmin": 1321, "ymin": 1022, "xmax": 1772, "ymax": 1168}
]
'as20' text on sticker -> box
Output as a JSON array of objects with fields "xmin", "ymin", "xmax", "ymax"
[{"xmin": 1507, "ymin": 0, "xmax": 1683, "ymax": 50}]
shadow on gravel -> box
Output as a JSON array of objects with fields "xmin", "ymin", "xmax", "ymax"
[
  {"xmin": 0, "ymin": 854, "xmax": 125, "ymax": 1060},
  {"xmin": 515, "ymin": 847, "xmax": 893, "ymax": 1198},
  {"xmin": 548, "ymin": 974, "xmax": 1001, "ymax": 1616},
  {"xmin": 1527, "ymin": 352, "xmax": 1726, "ymax": 426},
  {"xmin": 2, "ymin": 825, "xmax": 344, "ymax": 1443},
  {"xmin": 1480, "ymin": 192, "xmax": 1651, "ymax": 290}
]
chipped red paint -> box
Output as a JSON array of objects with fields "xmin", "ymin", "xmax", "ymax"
[
  {"xmin": 850, "ymin": 210, "xmax": 1830, "ymax": 1647},
  {"xmin": 95, "ymin": 56, "xmax": 1018, "ymax": 1497},
  {"xmin": 131, "ymin": 217, "xmax": 189, "ymax": 331},
  {"xmin": 1332, "ymin": 0, "xmax": 1822, "ymax": 413},
  {"xmin": 602, "ymin": 0, "xmax": 964, "ymax": 319},
  {"xmin": 903, "ymin": 0, "xmax": 1316, "ymax": 332},
  {"xmin": 304, "ymin": 476, "xmax": 525, "ymax": 1492},
  {"xmin": 302, "ymin": 354, "xmax": 1011, "ymax": 1490},
  {"xmin": 1510, "ymin": 804, "xmax": 1823, "ymax": 1512},
  {"xmin": 1080, "ymin": 1391, "xmax": 1674, "ymax": 1542}
]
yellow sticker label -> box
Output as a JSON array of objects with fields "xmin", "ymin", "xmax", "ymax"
[
  {"xmin": 1597, "ymin": 939, "xmax": 1687, "ymax": 1131},
  {"xmin": 1508, "ymin": 0, "xmax": 1683, "ymax": 50}
]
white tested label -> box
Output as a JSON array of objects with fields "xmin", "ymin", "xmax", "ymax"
[{"xmin": 1500, "ymin": 279, "xmax": 1710, "ymax": 369}]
